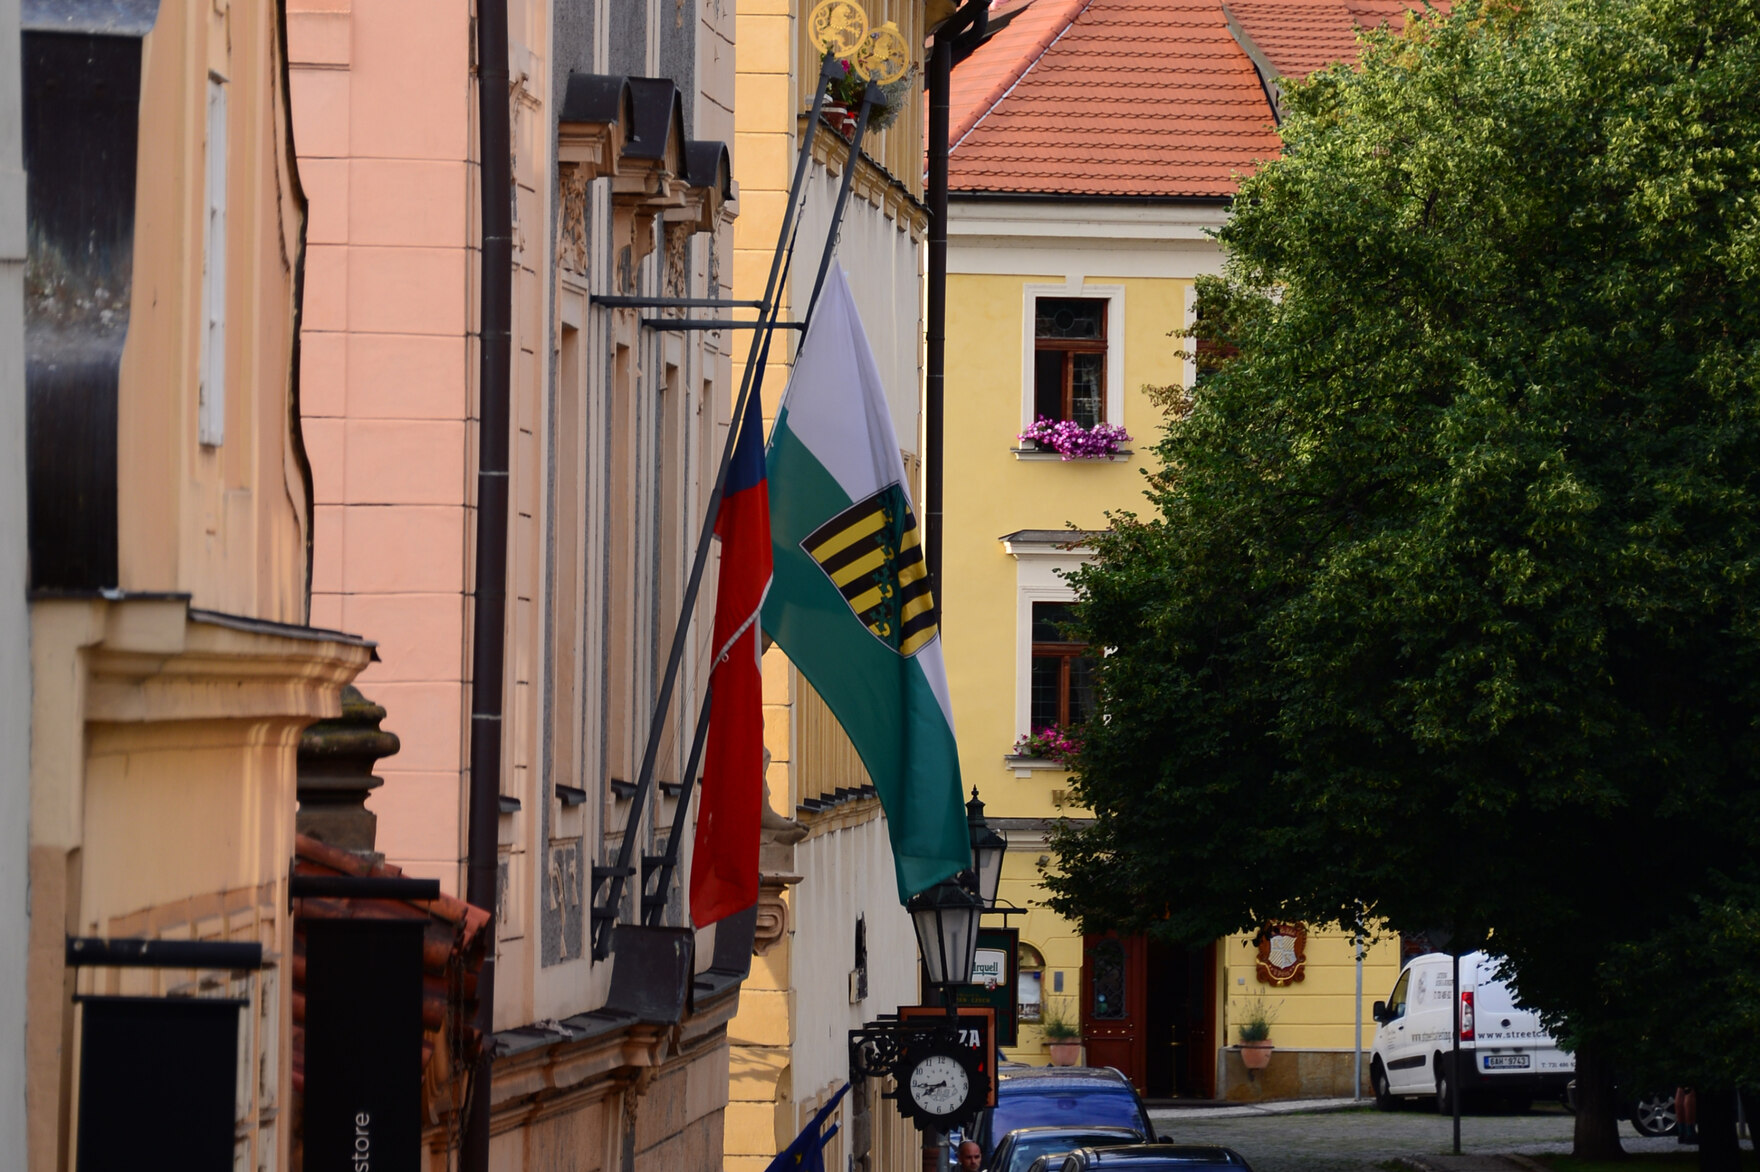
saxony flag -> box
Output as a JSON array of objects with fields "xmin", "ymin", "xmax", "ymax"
[{"xmin": 762, "ymin": 265, "xmax": 970, "ymax": 901}]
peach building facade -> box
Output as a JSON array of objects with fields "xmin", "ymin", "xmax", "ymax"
[
  {"xmin": 289, "ymin": 0, "xmax": 757, "ymax": 1165},
  {"xmin": 21, "ymin": 0, "xmax": 372, "ymax": 1166}
]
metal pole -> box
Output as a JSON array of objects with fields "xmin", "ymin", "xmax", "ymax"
[
  {"xmin": 803, "ymin": 84, "xmax": 877, "ymax": 328},
  {"xmin": 925, "ymin": 1129, "xmax": 946, "ymax": 1172},
  {"xmin": 1451, "ymin": 948, "xmax": 1462, "ymax": 1154},
  {"xmin": 592, "ymin": 55, "xmax": 838, "ymax": 959},
  {"xmin": 463, "ymin": 0, "xmax": 512, "ymax": 1158},
  {"xmin": 643, "ymin": 684, "xmax": 713, "ymax": 925},
  {"xmin": 924, "ymin": 33, "xmax": 951, "ymax": 597},
  {"xmin": 1353, "ymin": 935, "xmax": 1364, "ymax": 1102}
]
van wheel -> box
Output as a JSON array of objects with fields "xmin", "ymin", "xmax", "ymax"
[
  {"xmin": 1631, "ymin": 1092, "xmax": 1679, "ymax": 1137},
  {"xmin": 1436, "ymin": 1068, "xmax": 1458, "ymax": 1115},
  {"xmin": 1372, "ymin": 1061, "xmax": 1398, "ymax": 1112}
]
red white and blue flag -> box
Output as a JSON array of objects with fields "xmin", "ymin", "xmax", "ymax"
[{"xmin": 690, "ymin": 389, "xmax": 773, "ymax": 927}]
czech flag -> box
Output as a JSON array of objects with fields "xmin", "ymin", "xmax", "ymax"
[{"xmin": 691, "ymin": 388, "xmax": 773, "ymax": 927}]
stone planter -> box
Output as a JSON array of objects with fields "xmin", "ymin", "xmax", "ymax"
[
  {"xmin": 1047, "ymin": 1039, "xmax": 1083, "ymax": 1067},
  {"xmin": 1239, "ymin": 1041, "xmax": 1274, "ymax": 1070}
]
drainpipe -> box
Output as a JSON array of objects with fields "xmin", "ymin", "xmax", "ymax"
[
  {"xmin": 924, "ymin": 0, "xmax": 987, "ymax": 595},
  {"xmin": 463, "ymin": 0, "xmax": 511, "ymax": 1162},
  {"xmin": 922, "ymin": 14, "xmax": 987, "ymax": 1172}
]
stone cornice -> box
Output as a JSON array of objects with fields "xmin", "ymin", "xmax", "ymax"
[{"xmin": 34, "ymin": 594, "xmax": 372, "ymax": 726}]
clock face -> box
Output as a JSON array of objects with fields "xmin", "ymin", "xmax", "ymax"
[{"xmin": 907, "ymin": 1052, "xmax": 972, "ymax": 1118}]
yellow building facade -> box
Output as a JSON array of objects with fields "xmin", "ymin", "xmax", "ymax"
[
  {"xmin": 942, "ymin": 199, "xmax": 1402, "ymax": 1100},
  {"xmin": 725, "ymin": 0, "xmax": 933, "ymax": 1165}
]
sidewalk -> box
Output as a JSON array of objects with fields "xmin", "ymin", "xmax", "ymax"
[
  {"xmin": 1395, "ymin": 1157, "xmax": 1550, "ymax": 1172},
  {"xmin": 1148, "ymin": 1097, "xmax": 1366, "ymax": 1121}
]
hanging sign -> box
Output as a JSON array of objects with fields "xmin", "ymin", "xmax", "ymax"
[
  {"xmin": 77, "ymin": 996, "xmax": 243, "ymax": 1172},
  {"xmin": 303, "ymin": 918, "xmax": 426, "ymax": 1172}
]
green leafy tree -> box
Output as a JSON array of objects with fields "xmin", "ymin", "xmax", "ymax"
[{"xmin": 1044, "ymin": 0, "xmax": 1760, "ymax": 1161}]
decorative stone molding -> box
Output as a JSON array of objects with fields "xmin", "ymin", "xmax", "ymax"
[
  {"xmin": 296, "ymin": 685, "xmax": 401, "ymax": 856},
  {"xmin": 663, "ymin": 220, "xmax": 691, "ymax": 298},
  {"xmin": 752, "ymin": 876, "xmax": 801, "ymax": 957},
  {"xmin": 559, "ymin": 165, "xmax": 589, "ymax": 277},
  {"xmin": 753, "ymin": 767, "xmax": 806, "ymax": 956}
]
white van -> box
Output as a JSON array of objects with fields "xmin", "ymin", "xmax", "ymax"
[{"xmin": 1369, "ymin": 950, "xmax": 1574, "ymax": 1111}]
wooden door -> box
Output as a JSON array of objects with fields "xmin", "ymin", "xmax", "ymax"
[
  {"xmin": 1182, "ymin": 941, "xmax": 1218, "ymax": 1098},
  {"xmin": 1081, "ymin": 934, "xmax": 1147, "ymax": 1091}
]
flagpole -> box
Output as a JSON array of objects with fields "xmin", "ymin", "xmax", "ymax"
[
  {"xmin": 643, "ymin": 684, "xmax": 713, "ymax": 925},
  {"xmin": 592, "ymin": 53, "xmax": 844, "ymax": 959}
]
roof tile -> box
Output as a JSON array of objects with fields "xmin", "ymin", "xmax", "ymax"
[{"xmin": 948, "ymin": 0, "xmax": 1432, "ymax": 199}]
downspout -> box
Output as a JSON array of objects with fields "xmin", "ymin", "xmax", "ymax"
[
  {"xmin": 463, "ymin": 0, "xmax": 511, "ymax": 1163},
  {"xmin": 924, "ymin": 0, "xmax": 987, "ymax": 593}
]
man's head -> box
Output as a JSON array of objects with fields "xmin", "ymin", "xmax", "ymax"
[{"xmin": 957, "ymin": 1139, "xmax": 983, "ymax": 1171}]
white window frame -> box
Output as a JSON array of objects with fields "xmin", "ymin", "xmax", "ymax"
[
  {"xmin": 199, "ymin": 74, "xmax": 228, "ymax": 448},
  {"xmin": 1019, "ymin": 282, "xmax": 1126, "ymax": 432},
  {"xmin": 1005, "ymin": 535, "xmax": 1097, "ymax": 773}
]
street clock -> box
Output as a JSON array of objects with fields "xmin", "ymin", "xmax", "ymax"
[{"xmin": 894, "ymin": 1035, "xmax": 987, "ymax": 1130}]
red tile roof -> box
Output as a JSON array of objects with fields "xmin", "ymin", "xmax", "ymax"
[
  {"xmin": 947, "ymin": 0, "xmax": 1432, "ymax": 199},
  {"xmin": 1227, "ymin": 0, "xmax": 1429, "ymax": 82}
]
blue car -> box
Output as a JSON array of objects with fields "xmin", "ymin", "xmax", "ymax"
[
  {"xmin": 957, "ymin": 1065, "xmax": 1160, "ymax": 1168},
  {"xmin": 1039, "ymin": 1145, "xmax": 1255, "ymax": 1172}
]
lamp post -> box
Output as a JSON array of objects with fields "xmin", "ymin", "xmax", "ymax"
[
  {"xmin": 965, "ymin": 788, "xmax": 1007, "ymax": 911},
  {"xmin": 909, "ymin": 880, "xmax": 983, "ymax": 990}
]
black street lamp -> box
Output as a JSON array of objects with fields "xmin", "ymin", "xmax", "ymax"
[
  {"xmin": 965, "ymin": 787, "xmax": 1007, "ymax": 910},
  {"xmin": 908, "ymin": 880, "xmax": 983, "ymax": 988}
]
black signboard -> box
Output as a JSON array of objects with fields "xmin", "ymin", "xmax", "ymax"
[
  {"xmin": 925, "ymin": 927, "xmax": 1019, "ymax": 1047},
  {"xmin": 303, "ymin": 919, "xmax": 425, "ymax": 1172},
  {"xmin": 77, "ymin": 995, "xmax": 243, "ymax": 1172}
]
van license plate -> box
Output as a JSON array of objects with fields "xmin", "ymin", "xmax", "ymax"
[{"xmin": 1483, "ymin": 1055, "xmax": 1530, "ymax": 1070}]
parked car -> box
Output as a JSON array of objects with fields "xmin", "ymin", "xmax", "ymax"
[
  {"xmin": 957, "ymin": 1065, "xmax": 1159, "ymax": 1168},
  {"xmin": 1369, "ymin": 950, "xmax": 1575, "ymax": 1112},
  {"xmin": 986, "ymin": 1126, "xmax": 1145, "ymax": 1172},
  {"xmin": 1565, "ymin": 1079, "xmax": 1680, "ymax": 1137},
  {"xmin": 1034, "ymin": 1144, "xmax": 1254, "ymax": 1172}
]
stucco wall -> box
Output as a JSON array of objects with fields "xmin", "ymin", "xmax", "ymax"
[
  {"xmin": 287, "ymin": 0, "xmax": 476, "ymax": 894},
  {"xmin": 116, "ymin": 0, "xmax": 310, "ymax": 624},
  {"xmin": 0, "ymin": 0, "xmax": 28, "ymax": 1154},
  {"xmin": 942, "ymin": 268, "xmax": 1191, "ymax": 827}
]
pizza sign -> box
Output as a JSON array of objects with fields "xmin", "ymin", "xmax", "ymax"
[{"xmin": 1256, "ymin": 922, "xmax": 1306, "ymax": 986}]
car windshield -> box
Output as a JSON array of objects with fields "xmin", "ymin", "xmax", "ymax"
[
  {"xmin": 1000, "ymin": 1134, "xmax": 1139, "ymax": 1172},
  {"xmin": 991, "ymin": 1091, "xmax": 1146, "ymax": 1140}
]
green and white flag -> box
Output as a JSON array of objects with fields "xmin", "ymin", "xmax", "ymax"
[{"xmin": 762, "ymin": 265, "xmax": 970, "ymax": 901}]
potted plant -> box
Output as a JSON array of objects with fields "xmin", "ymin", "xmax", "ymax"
[
  {"xmin": 823, "ymin": 58, "xmax": 912, "ymax": 137},
  {"xmin": 1017, "ymin": 417, "xmax": 1133, "ymax": 461},
  {"xmin": 1011, "ymin": 725, "xmax": 1081, "ymax": 766},
  {"xmin": 1040, "ymin": 1004, "xmax": 1083, "ymax": 1066},
  {"xmin": 1234, "ymin": 995, "xmax": 1279, "ymax": 1070}
]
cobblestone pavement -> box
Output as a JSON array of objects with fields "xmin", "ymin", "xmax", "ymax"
[{"xmin": 1145, "ymin": 1102, "xmax": 1696, "ymax": 1172}]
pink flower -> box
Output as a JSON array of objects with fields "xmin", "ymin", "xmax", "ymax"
[{"xmin": 1017, "ymin": 416, "xmax": 1132, "ymax": 460}]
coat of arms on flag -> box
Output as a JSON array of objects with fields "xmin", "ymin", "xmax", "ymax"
[{"xmin": 801, "ymin": 484, "xmax": 936, "ymax": 656}]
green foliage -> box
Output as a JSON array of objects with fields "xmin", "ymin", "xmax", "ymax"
[
  {"xmin": 1234, "ymin": 993, "xmax": 1280, "ymax": 1044},
  {"xmin": 1045, "ymin": 0, "xmax": 1760, "ymax": 1092},
  {"xmin": 1039, "ymin": 1002, "xmax": 1082, "ymax": 1041}
]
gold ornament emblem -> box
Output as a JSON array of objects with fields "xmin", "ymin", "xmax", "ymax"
[
  {"xmin": 808, "ymin": 0, "xmax": 869, "ymax": 57},
  {"xmin": 854, "ymin": 21, "xmax": 910, "ymax": 84}
]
